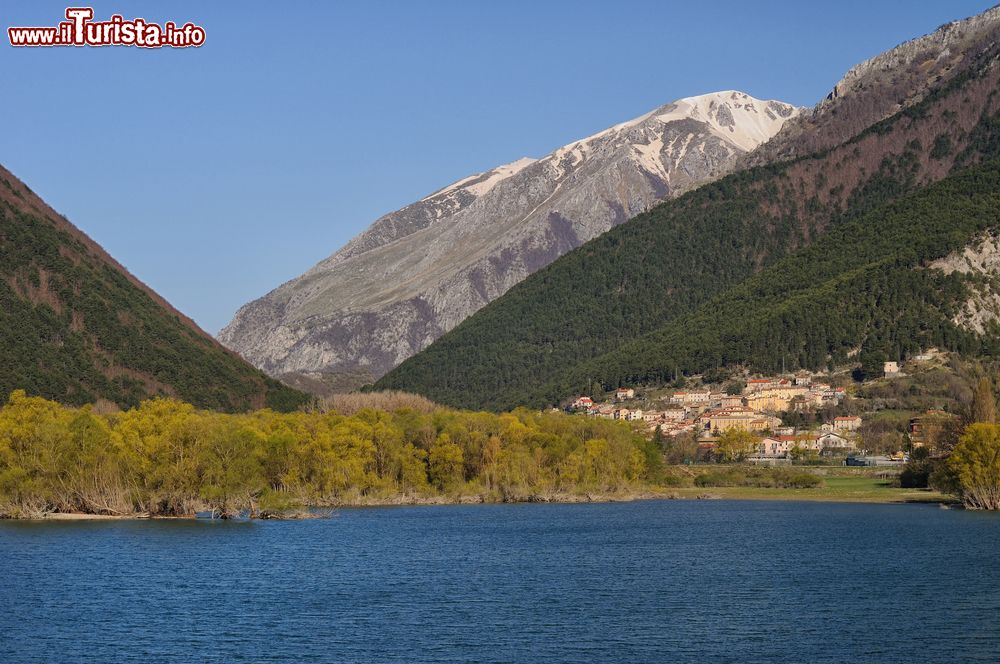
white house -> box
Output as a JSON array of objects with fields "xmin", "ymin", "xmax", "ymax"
[
  {"xmin": 683, "ymin": 390, "xmax": 711, "ymax": 405},
  {"xmin": 759, "ymin": 437, "xmax": 796, "ymax": 457},
  {"xmin": 663, "ymin": 408, "xmax": 686, "ymax": 421},
  {"xmin": 833, "ymin": 416, "xmax": 862, "ymax": 432},
  {"xmin": 816, "ymin": 432, "xmax": 853, "ymax": 451}
]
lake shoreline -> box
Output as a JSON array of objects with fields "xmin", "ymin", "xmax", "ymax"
[
  {"xmin": 28, "ymin": 512, "xmax": 198, "ymax": 521},
  {"xmin": 329, "ymin": 485, "xmax": 955, "ymax": 508},
  {"xmin": 8, "ymin": 481, "xmax": 956, "ymax": 521}
]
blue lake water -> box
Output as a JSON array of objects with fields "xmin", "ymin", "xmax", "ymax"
[{"xmin": 1, "ymin": 500, "xmax": 999, "ymax": 663}]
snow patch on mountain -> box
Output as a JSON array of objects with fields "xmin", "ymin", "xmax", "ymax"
[
  {"xmin": 423, "ymin": 156, "xmax": 537, "ymax": 202},
  {"xmin": 656, "ymin": 91, "xmax": 796, "ymax": 151}
]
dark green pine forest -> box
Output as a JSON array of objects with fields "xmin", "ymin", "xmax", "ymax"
[{"xmin": 377, "ymin": 59, "xmax": 1000, "ymax": 411}]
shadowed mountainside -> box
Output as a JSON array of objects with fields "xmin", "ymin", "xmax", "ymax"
[{"xmin": 0, "ymin": 165, "xmax": 308, "ymax": 411}]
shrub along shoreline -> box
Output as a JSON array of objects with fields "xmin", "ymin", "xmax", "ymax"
[{"xmin": 0, "ymin": 391, "xmax": 659, "ymax": 519}]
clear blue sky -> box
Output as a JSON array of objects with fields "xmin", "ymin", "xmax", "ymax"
[{"xmin": 1, "ymin": 0, "xmax": 993, "ymax": 333}]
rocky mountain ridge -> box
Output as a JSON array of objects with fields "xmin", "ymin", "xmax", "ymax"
[
  {"xmin": 748, "ymin": 4, "xmax": 1000, "ymax": 165},
  {"xmin": 220, "ymin": 91, "xmax": 799, "ymax": 391}
]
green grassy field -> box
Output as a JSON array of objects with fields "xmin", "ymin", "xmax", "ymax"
[{"xmin": 669, "ymin": 474, "xmax": 952, "ymax": 504}]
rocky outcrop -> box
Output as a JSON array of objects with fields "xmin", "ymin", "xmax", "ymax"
[
  {"xmin": 219, "ymin": 92, "xmax": 799, "ymax": 389},
  {"xmin": 930, "ymin": 233, "xmax": 1000, "ymax": 335}
]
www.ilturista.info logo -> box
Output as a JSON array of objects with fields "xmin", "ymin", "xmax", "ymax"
[{"xmin": 8, "ymin": 7, "xmax": 205, "ymax": 48}]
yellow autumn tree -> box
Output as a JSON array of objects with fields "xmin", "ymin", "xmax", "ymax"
[
  {"xmin": 715, "ymin": 428, "xmax": 760, "ymax": 462},
  {"xmin": 948, "ymin": 423, "xmax": 1000, "ymax": 510},
  {"xmin": 428, "ymin": 434, "xmax": 464, "ymax": 492}
]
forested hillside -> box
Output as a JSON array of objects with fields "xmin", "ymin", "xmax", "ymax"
[
  {"xmin": 0, "ymin": 165, "xmax": 308, "ymax": 412},
  {"xmin": 377, "ymin": 50, "xmax": 1000, "ymax": 410},
  {"xmin": 519, "ymin": 160, "xmax": 1000, "ymax": 405}
]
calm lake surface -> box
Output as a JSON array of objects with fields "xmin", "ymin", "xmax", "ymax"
[{"xmin": 1, "ymin": 500, "xmax": 999, "ymax": 663}]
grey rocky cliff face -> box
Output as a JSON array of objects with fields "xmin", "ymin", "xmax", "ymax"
[{"xmin": 219, "ymin": 91, "xmax": 800, "ymax": 390}]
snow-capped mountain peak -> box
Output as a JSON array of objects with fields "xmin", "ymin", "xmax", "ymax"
[{"xmin": 219, "ymin": 91, "xmax": 799, "ymax": 389}]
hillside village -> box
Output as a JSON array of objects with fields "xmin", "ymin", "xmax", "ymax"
[{"xmin": 565, "ymin": 359, "xmax": 948, "ymax": 463}]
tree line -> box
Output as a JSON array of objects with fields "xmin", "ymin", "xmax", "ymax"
[{"xmin": 0, "ymin": 390, "xmax": 660, "ymax": 519}]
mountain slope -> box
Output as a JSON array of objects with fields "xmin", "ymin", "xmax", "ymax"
[
  {"xmin": 526, "ymin": 160, "xmax": 1000, "ymax": 403},
  {"xmin": 376, "ymin": 6, "xmax": 1000, "ymax": 410},
  {"xmin": 749, "ymin": 5, "xmax": 1000, "ymax": 166},
  {"xmin": 219, "ymin": 92, "xmax": 799, "ymax": 390},
  {"xmin": 0, "ymin": 165, "xmax": 308, "ymax": 412}
]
